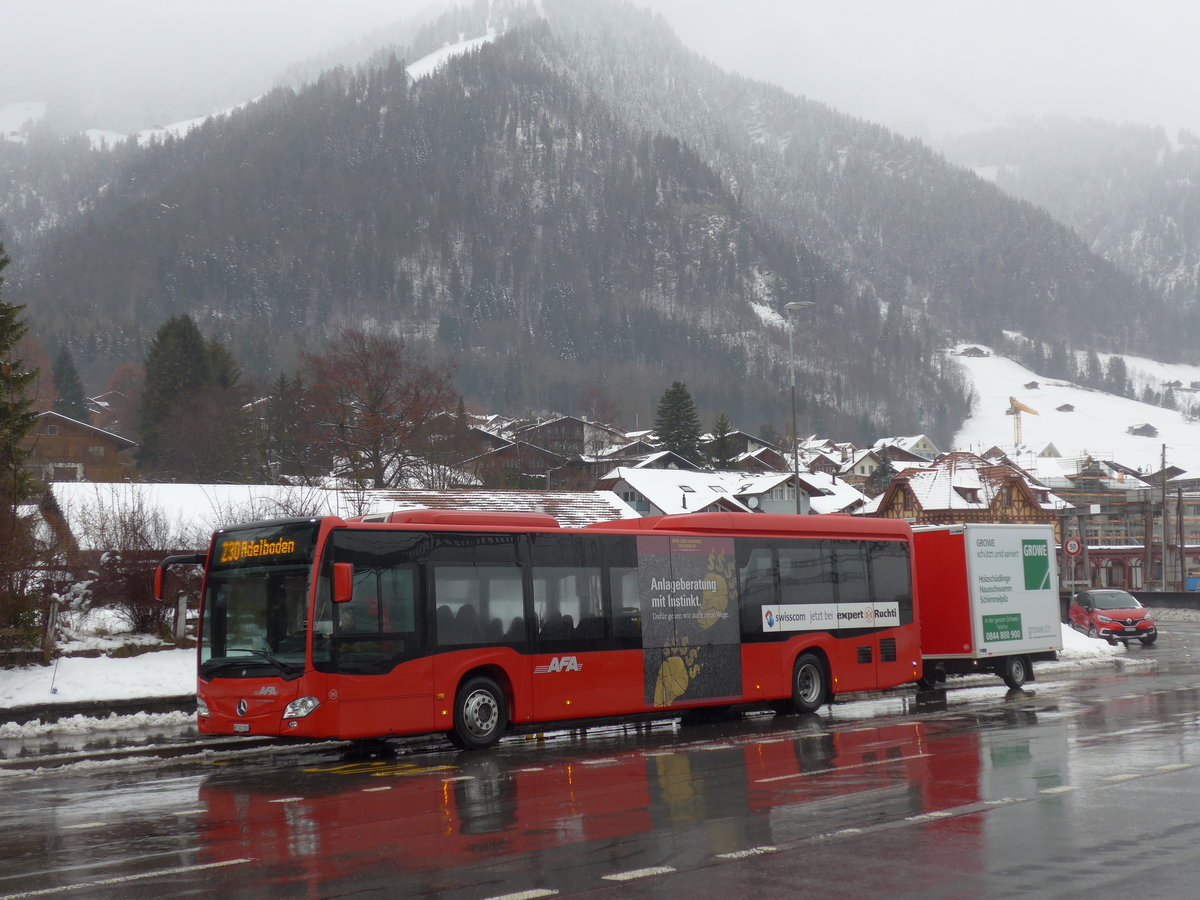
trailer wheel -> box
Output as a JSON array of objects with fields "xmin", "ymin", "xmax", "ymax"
[
  {"xmin": 1000, "ymin": 655, "xmax": 1030, "ymax": 690},
  {"xmin": 791, "ymin": 652, "xmax": 827, "ymax": 714},
  {"xmin": 449, "ymin": 676, "xmax": 507, "ymax": 750}
]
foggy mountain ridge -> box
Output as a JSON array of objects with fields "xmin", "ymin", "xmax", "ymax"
[
  {"xmin": 0, "ymin": 0, "xmax": 1191, "ymax": 449},
  {"xmin": 940, "ymin": 118, "xmax": 1200, "ymax": 314}
]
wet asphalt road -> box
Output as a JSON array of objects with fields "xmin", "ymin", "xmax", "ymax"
[{"xmin": 2, "ymin": 623, "xmax": 1198, "ymax": 899}]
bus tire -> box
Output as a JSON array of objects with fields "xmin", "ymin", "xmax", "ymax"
[
  {"xmin": 1000, "ymin": 655, "xmax": 1030, "ymax": 690},
  {"xmin": 790, "ymin": 652, "xmax": 827, "ymax": 714},
  {"xmin": 449, "ymin": 676, "xmax": 507, "ymax": 750}
]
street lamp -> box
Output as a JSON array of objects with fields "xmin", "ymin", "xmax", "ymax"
[{"xmin": 785, "ymin": 301, "xmax": 815, "ymax": 514}]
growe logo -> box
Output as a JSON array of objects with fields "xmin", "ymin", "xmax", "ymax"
[{"xmin": 534, "ymin": 656, "xmax": 582, "ymax": 674}]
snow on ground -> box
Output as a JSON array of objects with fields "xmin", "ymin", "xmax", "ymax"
[
  {"xmin": 406, "ymin": 30, "xmax": 496, "ymax": 80},
  {"xmin": 0, "ymin": 647, "xmax": 195, "ymax": 712},
  {"xmin": 951, "ymin": 343, "xmax": 1200, "ymax": 474}
]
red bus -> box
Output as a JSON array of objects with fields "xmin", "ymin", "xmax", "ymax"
[{"xmin": 156, "ymin": 509, "xmax": 920, "ymax": 749}]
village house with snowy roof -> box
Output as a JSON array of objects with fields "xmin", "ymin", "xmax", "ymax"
[
  {"xmin": 515, "ymin": 415, "xmax": 629, "ymax": 458},
  {"xmin": 597, "ymin": 466, "xmax": 867, "ymax": 517},
  {"xmin": 864, "ymin": 451, "xmax": 1070, "ymax": 534}
]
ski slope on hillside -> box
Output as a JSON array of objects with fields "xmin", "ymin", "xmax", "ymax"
[{"xmin": 951, "ymin": 344, "xmax": 1200, "ymax": 475}]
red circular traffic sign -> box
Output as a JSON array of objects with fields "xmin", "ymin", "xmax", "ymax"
[{"xmin": 1064, "ymin": 537, "xmax": 1082, "ymax": 557}]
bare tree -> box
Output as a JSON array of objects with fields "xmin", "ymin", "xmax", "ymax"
[{"xmin": 305, "ymin": 330, "xmax": 459, "ymax": 489}]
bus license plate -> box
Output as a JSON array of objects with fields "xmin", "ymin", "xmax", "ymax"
[{"xmin": 233, "ymin": 723, "xmax": 250, "ymax": 733}]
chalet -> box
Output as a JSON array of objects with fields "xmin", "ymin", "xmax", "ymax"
[
  {"xmin": 461, "ymin": 441, "xmax": 568, "ymax": 488},
  {"xmin": 958, "ymin": 346, "xmax": 989, "ymax": 357},
  {"xmin": 548, "ymin": 448, "xmax": 700, "ymax": 491},
  {"xmin": 700, "ymin": 428, "xmax": 779, "ymax": 459},
  {"xmin": 732, "ymin": 445, "xmax": 790, "ymax": 472},
  {"xmin": 24, "ymin": 411, "xmax": 136, "ymax": 483},
  {"xmin": 596, "ymin": 467, "xmax": 867, "ymax": 517},
  {"xmin": 805, "ymin": 451, "xmax": 843, "ymax": 477},
  {"xmin": 515, "ymin": 416, "xmax": 628, "ymax": 458},
  {"xmin": 864, "ymin": 451, "xmax": 1070, "ymax": 530},
  {"xmin": 1128, "ymin": 423, "xmax": 1159, "ymax": 438},
  {"xmin": 874, "ymin": 434, "xmax": 940, "ymax": 461},
  {"xmin": 596, "ymin": 467, "xmax": 759, "ymax": 516},
  {"xmin": 838, "ymin": 449, "xmax": 885, "ymax": 489},
  {"xmin": 1023, "ymin": 381, "xmax": 1040, "ymax": 390},
  {"xmin": 1056, "ymin": 404, "xmax": 1075, "ymax": 413}
]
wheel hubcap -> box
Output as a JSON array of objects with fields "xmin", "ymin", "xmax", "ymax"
[
  {"xmin": 797, "ymin": 665, "xmax": 820, "ymax": 703},
  {"xmin": 463, "ymin": 690, "xmax": 498, "ymax": 737}
]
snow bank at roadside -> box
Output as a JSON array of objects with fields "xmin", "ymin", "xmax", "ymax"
[
  {"xmin": 1057, "ymin": 621, "xmax": 1127, "ymax": 659},
  {"xmin": 0, "ymin": 647, "xmax": 195, "ymax": 709}
]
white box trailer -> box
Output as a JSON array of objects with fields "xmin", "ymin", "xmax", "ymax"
[{"xmin": 913, "ymin": 523, "xmax": 1063, "ymax": 689}]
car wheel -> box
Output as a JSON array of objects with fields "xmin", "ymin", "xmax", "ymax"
[
  {"xmin": 1087, "ymin": 625, "xmax": 1099, "ymax": 639},
  {"xmin": 449, "ymin": 676, "xmax": 507, "ymax": 751},
  {"xmin": 1000, "ymin": 655, "xmax": 1030, "ymax": 690},
  {"xmin": 790, "ymin": 652, "xmax": 827, "ymax": 714},
  {"xmin": 1140, "ymin": 632, "xmax": 1158, "ymax": 646}
]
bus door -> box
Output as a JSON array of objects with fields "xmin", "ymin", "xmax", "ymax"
[
  {"xmin": 322, "ymin": 532, "xmax": 434, "ymax": 739},
  {"xmin": 831, "ymin": 541, "xmax": 881, "ymax": 692},
  {"xmin": 528, "ymin": 534, "xmax": 640, "ymax": 720},
  {"xmin": 829, "ymin": 541, "xmax": 914, "ymax": 692}
]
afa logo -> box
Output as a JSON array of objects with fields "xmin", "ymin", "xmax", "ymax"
[{"xmin": 534, "ymin": 656, "xmax": 582, "ymax": 674}]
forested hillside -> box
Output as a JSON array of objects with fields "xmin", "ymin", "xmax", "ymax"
[
  {"xmin": 941, "ymin": 117, "xmax": 1200, "ymax": 313},
  {"xmin": 0, "ymin": 0, "xmax": 1181, "ymax": 448}
]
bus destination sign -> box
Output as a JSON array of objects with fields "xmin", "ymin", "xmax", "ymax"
[
  {"xmin": 211, "ymin": 522, "xmax": 318, "ymax": 569},
  {"xmin": 218, "ymin": 537, "xmax": 298, "ymax": 564}
]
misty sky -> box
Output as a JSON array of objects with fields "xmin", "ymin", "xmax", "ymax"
[{"xmin": 3, "ymin": 0, "xmax": 1199, "ymax": 140}]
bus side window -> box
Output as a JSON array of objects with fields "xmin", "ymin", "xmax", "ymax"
[
  {"xmin": 835, "ymin": 541, "xmax": 870, "ymax": 608},
  {"xmin": 870, "ymin": 541, "xmax": 912, "ymax": 623},
  {"xmin": 779, "ymin": 540, "xmax": 835, "ymax": 605},
  {"xmin": 737, "ymin": 542, "xmax": 778, "ymax": 641},
  {"xmin": 533, "ymin": 566, "xmax": 604, "ymax": 648},
  {"xmin": 609, "ymin": 567, "xmax": 642, "ymax": 648}
]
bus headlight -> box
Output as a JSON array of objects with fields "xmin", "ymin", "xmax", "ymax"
[
  {"xmin": 196, "ymin": 697, "xmax": 210, "ymax": 718},
  {"xmin": 283, "ymin": 696, "xmax": 320, "ymax": 719}
]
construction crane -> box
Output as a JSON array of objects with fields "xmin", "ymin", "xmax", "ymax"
[{"xmin": 1006, "ymin": 396, "xmax": 1039, "ymax": 445}]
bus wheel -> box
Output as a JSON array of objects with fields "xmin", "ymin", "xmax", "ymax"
[
  {"xmin": 1000, "ymin": 655, "xmax": 1030, "ymax": 690},
  {"xmin": 450, "ymin": 676, "xmax": 507, "ymax": 750},
  {"xmin": 791, "ymin": 653, "xmax": 827, "ymax": 714}
]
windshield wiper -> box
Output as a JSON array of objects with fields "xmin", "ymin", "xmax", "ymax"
[{"xmin": 203, "ymin": 648, "xmax": 302, "ymax": 680}]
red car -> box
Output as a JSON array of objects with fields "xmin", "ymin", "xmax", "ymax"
[{"xmin": 1069, "ymin": 589, "xmax": 1158, "ymax": 645}]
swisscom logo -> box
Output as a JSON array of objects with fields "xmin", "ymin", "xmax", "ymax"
[
  {"xmin": 764, "ymin": 610, "xmax": 776, "ymax": 629},
  {"xmin": 1022, "ymin": 539, "xmax": 1051, "ymax": 590}
]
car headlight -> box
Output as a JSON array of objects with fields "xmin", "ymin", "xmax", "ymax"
[
  {"xmin": 283, "ymin": 696, "xmax": 320, "ymax": 719},
  {"xmin": 1096, "ymin": 615, "xmax": 1113, "ymax": 623}
]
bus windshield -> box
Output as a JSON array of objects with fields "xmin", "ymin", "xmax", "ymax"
[{"xmin": 200, "ymin": 521, "xmax": 320, "ymax": 681}]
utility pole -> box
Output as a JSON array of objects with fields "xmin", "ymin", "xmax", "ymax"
[
  {"xmin": 785, "ymin": 301, "xmax": 814, "ymax": 515},
  {"xmin": 1162, "ymin": 444, "xmax": 1169, "ymax": 590}
]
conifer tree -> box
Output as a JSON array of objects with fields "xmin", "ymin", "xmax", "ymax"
[
  {"xmin": 864, "ymin": 447, "xmax": 899, "ymax": 498},
  {"xmin": 707, "ymin": 412, "xmax": 737, "ymax": 469},
  {"xmin": 51, "ymin": 346, "xmax": 88, "ymax": 422},
  {"xmin": 139, "ymin": 315, "xmax": 248, "ymax": 481},
  {"xmin": 0, "ymin": 245, "xmax": 37, "ymax": 508},
  {"xmin": 654, "ymin": 381, "xmax": 702, "ymax": 465},
  {"xmin": 0, "ymin": 244, "xmax": 41, "ymax": 628}
]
